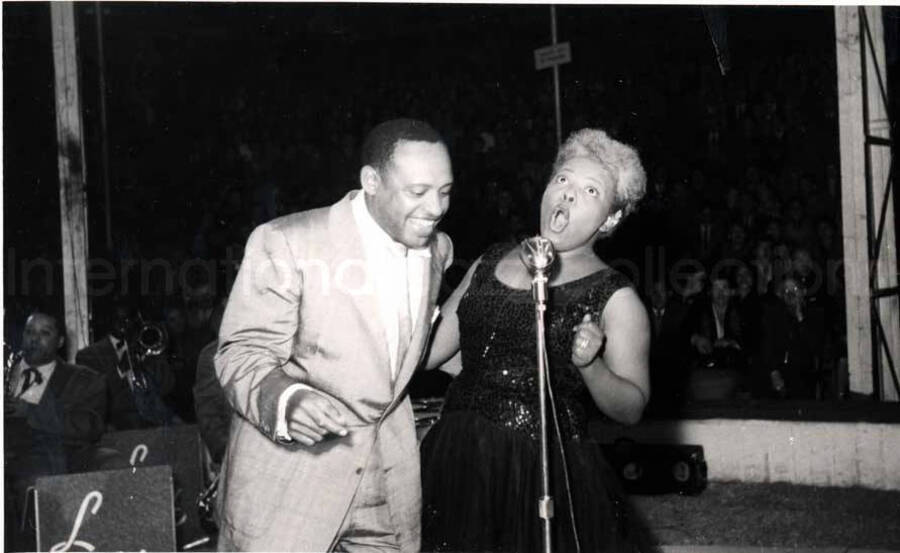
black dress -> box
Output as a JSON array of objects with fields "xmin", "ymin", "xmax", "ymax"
[{"xmin": 421, "ymin": 244, "xmax": 655, "ymax": 553}]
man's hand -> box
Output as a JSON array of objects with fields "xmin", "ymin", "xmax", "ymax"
[{"xmin": 286, "ymin": 389, "xmax": 348, "ymax": 446}]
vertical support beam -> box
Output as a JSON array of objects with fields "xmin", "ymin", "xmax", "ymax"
[
  {"xmin": 51, "ymin": 2, "xmax": 91, "ymax": 361},
  {"xmin": 834, "ymin": 6, "xmax": 899, "ymax": 400},
  {"xmin": 835, "ymin": 7, "xmax": 873, "ymax": 396},
  {"xmin": 862, "ymin": 8, "xmax": 899, "ymax": 401}
]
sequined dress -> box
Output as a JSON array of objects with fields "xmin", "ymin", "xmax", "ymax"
[{"xmin": 421, "ymin": 243, "xmax": 653, "ymax": 553}]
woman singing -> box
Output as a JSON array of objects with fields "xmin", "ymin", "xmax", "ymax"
[{"xmin": 421, "ymin": 128, "xmax": 654, "ymax": 552}]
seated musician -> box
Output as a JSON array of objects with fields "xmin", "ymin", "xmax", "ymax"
[
  {"xmin": 76, "ymin": 299, "xmax": 176, "ymax": 430},
  {"xmin": 5, "ymin": 311, "xmax": 106, "ymax": 550}
]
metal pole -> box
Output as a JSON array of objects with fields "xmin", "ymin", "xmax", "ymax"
[
  {"xmin": 520, "ymin": 237, "xmax": 556, "ymax": 553},
  {"xmin": 95, "ymin": 2, "xmax": 113, "ymax": 253},
  {"xmin": 534, "ymin": 295, "xmax": 553, "ymax": 553},
  {"xmin": 551, "ymin": 5, "xmax": 562, "ymax": 146}
]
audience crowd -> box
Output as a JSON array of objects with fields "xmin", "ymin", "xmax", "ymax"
[{"xmin": 6, "ymin": 29, "xmax": 847, "ymax": 409}]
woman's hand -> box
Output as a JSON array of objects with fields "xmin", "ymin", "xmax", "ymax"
[{"xmin": 571, "ymin": 314, "xmax": 605, "ymax": 368}]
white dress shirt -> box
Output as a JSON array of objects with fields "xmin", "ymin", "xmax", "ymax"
[
  {"xmin": 349, "ymin": 191, "xmax": 430, "ymax": 374},
  {"xmin": 12, "ymin": 358, "xmax": 57, "ymax": 405},
  {"xmin": 276, "ymin": 192, "xmax": 430, "ymax": 440},
  {"xmin": 110, "ymin": 334, "xmax": 136, "ymax": 389}
]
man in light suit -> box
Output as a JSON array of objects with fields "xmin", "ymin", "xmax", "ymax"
[{"xmin": 215, "ymin": 119, "xmax": 454, "ymax": 552}]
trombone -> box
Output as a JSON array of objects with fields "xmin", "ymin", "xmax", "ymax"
[{"xmin": 124, "ymin": 317, "xmax": 168, "ymax": 391}]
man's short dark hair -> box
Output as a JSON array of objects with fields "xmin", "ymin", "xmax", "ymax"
[
  {"xmin": 28, "ymin": 310, "xmax": 66, "ymax": 338},
  {"xmin": 360, "ymin": 118, "xmax": 444, "ymax": 172}
]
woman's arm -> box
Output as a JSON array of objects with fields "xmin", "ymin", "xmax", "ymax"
[
  {"xmin": 425, "ymin": 257, "xmax": 483, "ymax": 371},
  {"xmin": 574, "ymin": 287, "xmax": 651, "ymax": 425}
]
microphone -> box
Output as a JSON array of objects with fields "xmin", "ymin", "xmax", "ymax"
[
  {"xmin": 519, "ymin": 236, "xmax": 556, "ymax": 305},
  {"xmin": 519, "ymin": 236, "xmax": 558, "ymax": 548}
]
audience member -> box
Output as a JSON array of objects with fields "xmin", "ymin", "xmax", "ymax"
[
  {"xmin": 750, "ymin": 239, "xmax": 775, "ymax": 296},
  {"xmin": 732, "ymin": 263, "xmax": 764, "ymax": 356},
  {"xmin": 718, "ymin": 222, "xmax": 751, "ymax": 261},
  {"xmin": 688, "ymin": 273, "xmax": 744, "ymax": 372},
  {"xmin": 783, "ymin": 197, "xmax": 816, "ymax": 249},
  {"xmin": 692, "ymin": 203, "xmax": 723, "ymax": 263},
  {"xmin": 755, "ymin": 276, "xmax": 827, "ymax": 399}
]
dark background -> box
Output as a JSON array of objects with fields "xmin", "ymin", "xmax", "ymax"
[{"xmin": 3, "ymin": 3, "xmax": 897, "ymax": 364}]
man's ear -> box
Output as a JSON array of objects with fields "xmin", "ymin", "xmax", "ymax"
[
  {"xmin": 56, "ymin": 335, "xmax": 65, "ymax": 352},
  {"xmin": 360, "ymin": 165, "xmax": 380, "ymax": 195}
]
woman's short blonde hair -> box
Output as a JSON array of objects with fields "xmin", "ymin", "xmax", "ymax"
[{"xmin": 553, "ymin": 129, "xmax": 647, "ymax": 220}]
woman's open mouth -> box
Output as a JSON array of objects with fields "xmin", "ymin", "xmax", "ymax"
[{"xmin": 549, "ymin": 205, "xmax": 569, "ymax": 233}]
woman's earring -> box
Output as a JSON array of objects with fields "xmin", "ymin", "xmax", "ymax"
[{"xmin": 598, "ymin": 210, "xmax": 623, "ymax": 233}]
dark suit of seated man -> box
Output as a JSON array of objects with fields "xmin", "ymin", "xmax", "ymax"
[
  {"xmin": 192, "ymin": 301, "xmax": 230, "ymax": 466},
  {"xmin": 5, "ymin": 311, "xmax": 107, "ymax": 550},
  {"xmin": 76, "ymin": 303, "xmax": 175, "ymax": 430}
]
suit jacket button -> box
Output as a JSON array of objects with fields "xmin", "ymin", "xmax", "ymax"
[{"xmin": 355, "ymin": 467, "xmax": 363, "ymax": 474}]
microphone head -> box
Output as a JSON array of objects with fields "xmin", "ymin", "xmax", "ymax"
[{"xmin": 519, "ymin": 236, "xmax": 556, "ymax": 274}]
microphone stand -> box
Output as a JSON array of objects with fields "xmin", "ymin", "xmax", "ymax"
[{"xmin": 520, "ymin": 237, "xmax": 556, "ymax": 553}]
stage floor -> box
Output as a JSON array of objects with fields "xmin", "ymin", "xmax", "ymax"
[
  {"xmin": 189, "ymin": 544, "xmax": 898, "ymax": 552},
  {"xmin": 634, "ymin": 481, "xmax": 900, "ymax": 550}
]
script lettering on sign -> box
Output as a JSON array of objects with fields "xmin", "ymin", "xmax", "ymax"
[
  {"xmin": 36, "ymin": 465, "xmax": 175, "ymax": 552},
  {"xmin": 49, "ymin": 491, "xmax": 102, "ymax": 552},
  {"xmin": 129, "ymin": 444, "xmax": 149, "ymax": 467}
]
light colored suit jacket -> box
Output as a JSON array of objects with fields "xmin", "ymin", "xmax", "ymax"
[{"xmin": 215, "ymin": 191, "xmax": 452, "ymax": 552}]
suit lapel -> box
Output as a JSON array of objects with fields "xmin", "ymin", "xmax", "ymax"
[
  {"xmin": 104, "ymin": 339, "xmax": 117, "ymax": 361},
  {"xmin": 327, "ymin": 192, "xmax": 391, "ymax": 371},
  {"xmin": 328, "ymin": 192, "xmax": 446, "ymax": 393},
  {"xmin": 41, "ymin": 359, "xmax": 72, "ymax": 407}
]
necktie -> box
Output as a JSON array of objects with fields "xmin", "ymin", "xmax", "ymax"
[
  {"xmin": 396, "ymin": 253, "xmax": 413, "ymax": 373},
  {"xmin": 18, "ymin": 367, "xmax": 43, "ymax": 397}
]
